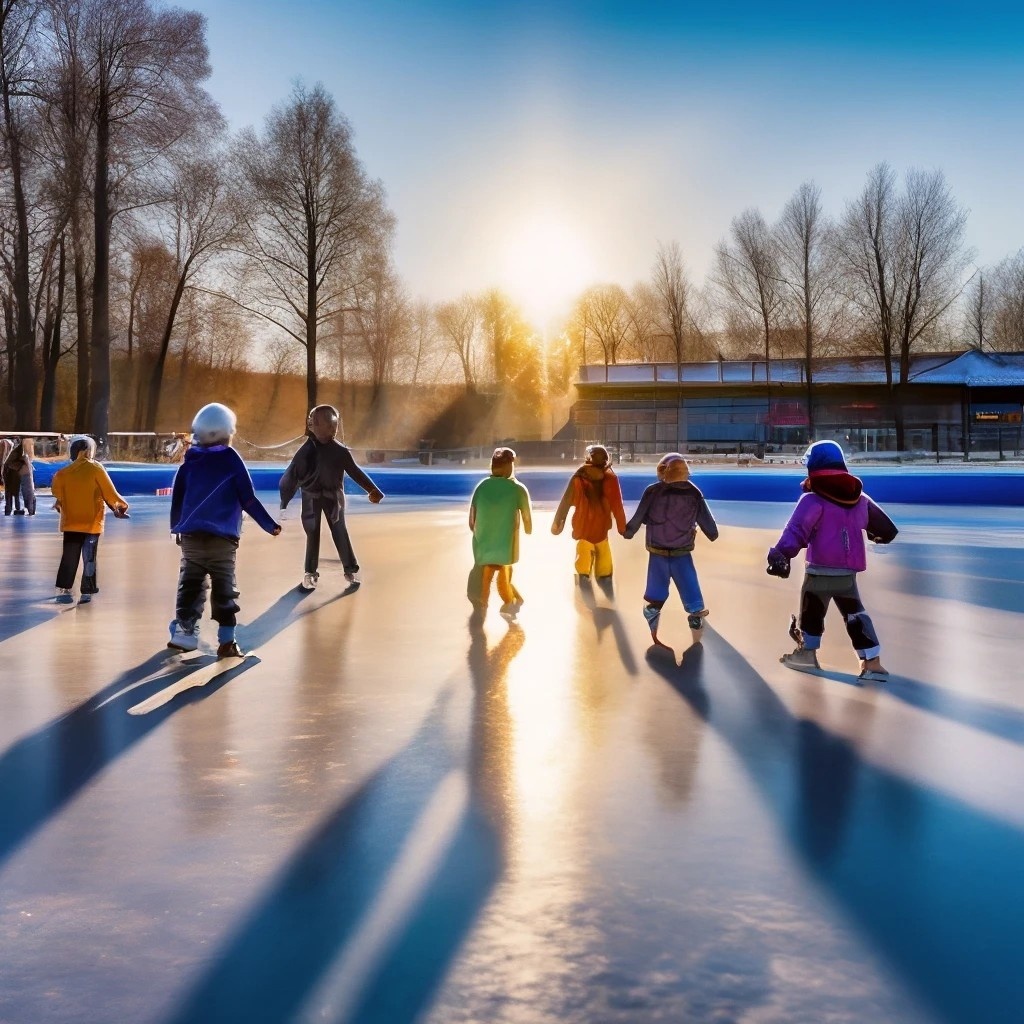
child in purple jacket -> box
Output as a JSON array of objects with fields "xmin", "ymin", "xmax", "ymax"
[
  {"xmin": 767, "ymin": 440, "xmax": 897, "ymax": 681},
  {"xmin": 624, "ymin": 453, "xmax": 718, "ymax": 648}
]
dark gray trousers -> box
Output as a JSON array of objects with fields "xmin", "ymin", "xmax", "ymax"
[
  {"xmin": 175, "ymin": 533, "xmax": 240, "ymax": 628},
  {"xmin": 301, "ymin": 494, "xmax": 358, "ymax": 575}
]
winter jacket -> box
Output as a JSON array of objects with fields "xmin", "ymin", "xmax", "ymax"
[
  {"xmin": 470, "ymin": 475, "xmax": 533, "ymax": 566},
  {"xmin": 171, "ymin": 444, "xmax": 278, "ymax": 540},
  {"xmin": 772, "ymin": 472, "xmax": 897, "ymax": 572},
  {"xmin": 51, "ymin": 455, "xmax": 127, "ymax": 533},
  {"xmin": 553, "ymin": 464, "xmax": 626, "ymax": 543},
  {"xmin": 624, "ymin": 480, "xmax": 719, "ymax": 553},
  {"xmin": 279, "ymin": 438, "xmax": 382, "ymax": 524}
]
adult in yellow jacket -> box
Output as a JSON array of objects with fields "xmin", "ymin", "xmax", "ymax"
[{"xmin": 50, "ymin": 436, "xmax": 129, "ymax": 604}]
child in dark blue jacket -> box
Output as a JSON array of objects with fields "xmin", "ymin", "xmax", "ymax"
[{"xmin": 168, "ymin": 403, "xmax": 281, "ymax": 657}]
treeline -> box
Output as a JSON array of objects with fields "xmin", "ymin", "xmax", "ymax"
[{"xmin": 3, "ymin": 0, "xmax": 1024, "ymax": 447}]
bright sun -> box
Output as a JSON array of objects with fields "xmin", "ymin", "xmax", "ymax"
[{"xmin": 497, "ymin": 211, "xmax": 595, "ymax": 330}]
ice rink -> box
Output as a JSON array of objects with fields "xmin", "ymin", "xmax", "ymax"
[{"xmin": 1, "ymin": 491, "xmax": 1022, "ymax": 1023}]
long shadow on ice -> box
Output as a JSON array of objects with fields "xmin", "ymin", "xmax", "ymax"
[
  {"xmin": 0, "ymin": 651, "xmax": 255, "ymax": 867},
  {"xmin": 884, "ymin": 674, "xmax": 1024, "ymax": 747},
  {"xmin": 163, "ymin": 614, "xmax": 522, "ymax": 1024},
  {"xmin": 0, "ymin": 587, "xmax": 352, "ymax": 867},
  {"xmin": 644, "ymin": 635, "xmax": 1024, "ymax": 1024}
]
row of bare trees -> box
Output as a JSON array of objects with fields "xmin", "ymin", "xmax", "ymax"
[
  {"xmin": 0, "ymin": 0, "xmax": 407, "ymax": 435},
  {"xmin": 3, "ymin": 0, "xmax": 1023, "ymax": 444}
]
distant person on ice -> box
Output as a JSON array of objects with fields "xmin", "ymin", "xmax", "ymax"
[
  {"xmin": 3, "ymin": 438, "xmax": 35, "ymax": 515},
  {"xmin": 469, "ymin": 446, "xmax": 532, "ymax": 621},
  {"xmin": 623, "ymin": 453, "xmax": 718, "ymax": 648},
  {"xmin": 551, "ymin": 443, "xmax": 626, "ymax": 585},
  {"xmin": 767, "ymin": 440, "xmax": 897, "ymax": 682},
  {"xmin": 279, "ymin": 405, "xmax": 384, "ymax": 591},
  {"xmin": 168, "ymin": 403, "xmax": 281, "ymax": 658},
  {"xmin": 50, "ymin": 435, "xmax": 130, "ymax": 604},
  {"xmin": 0, "ymin": 438, "xmax": 13, "ymax": 511}
]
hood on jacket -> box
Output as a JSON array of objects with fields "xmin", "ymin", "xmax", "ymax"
[{"xmin": 802, "ymin": 472, "xmax": 863, "ymax": 505}]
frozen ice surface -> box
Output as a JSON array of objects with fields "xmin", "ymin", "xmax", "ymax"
[{"xmin": 0, "ymin": 496, "xmax": 1022, "ymax": 1024}]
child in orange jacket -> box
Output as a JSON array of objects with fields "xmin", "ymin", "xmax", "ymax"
[
  {"xmin": 551, "ymin": 444, "xmax": 626, "ymax": 582},
  {"xmin": 50, "ymin": 435, "xmax": 130, "ymax": 603}
]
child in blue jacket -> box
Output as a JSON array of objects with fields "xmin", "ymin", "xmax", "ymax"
[{"xmin": 168, "ymin": 404, "xmax": 280, "ymax": 657}]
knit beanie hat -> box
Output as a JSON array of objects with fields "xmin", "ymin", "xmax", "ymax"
[
  {"xmin": 657, "ymin": 452, "xmax": 691, "ymax": 481},
  {"xmin": 802, "ymin": 440, "xmax": 848, "ymax": 474}
]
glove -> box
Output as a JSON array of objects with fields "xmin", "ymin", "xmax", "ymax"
[{"xmin": 766, "ymin": 548, "xmax": 791, "ymax": 579}]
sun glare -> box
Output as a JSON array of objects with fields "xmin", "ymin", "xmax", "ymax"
[{"xmin": 497, "ymin": 212, "xmax": 595, "ymax": 331}]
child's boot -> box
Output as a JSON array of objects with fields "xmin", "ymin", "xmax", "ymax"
[
  {"xmin": 687, "ymin": 609, "xmax": 710, "ymax": 645},
  {"xmin": 168, "ymin": 619, "xmax": 199, "ymax": 652},
  {"xmin": 858, "ymin": 656, "xmax": 889, "ymax": 682},
  {"xmin": 217, "ymin": 625, "xmax": 245, "ymax": 659},
  {"xmin": 644, "ymin": 603, "xmax": 670, "ymax": 648},
  {"xmin": 780, "ymin": 647, "xmax": 820, "ymax": 672}
]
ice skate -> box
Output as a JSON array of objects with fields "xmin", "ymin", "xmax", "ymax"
[
  {"xmin": 55, "ymin": 588, "xmax": 74, "ymax": 604},
  {"xmin": 687, "ymin": 609, "xmax": 710, "ymax": 645},
  {"xmin": 167, "ymin": 620, "xmax": 199, "ymax": 652},
  {"xmin": 78, "ymin": 593, "xmax": 92, "ymax": 604},
  {"xmin": 643, "ymin": 603, "xmax": 671, "ymax": 649},
  {"xmin": 780, "ymin": 647, "xmax": 820, "ymax": 673},
  {"xmin": 858, "ymin": 657, "xmax": 889, "ymax": 682},
  {"xmin": 499, "ymin": 601, "xmax": 519, "ymax": 621},
  {"xmin": 344, "ymin": 570, "xmax": 361, "ymax": 585},
  {"xmin": 300, "ymin": 572, "xmax": 319, "ymax": 591}
]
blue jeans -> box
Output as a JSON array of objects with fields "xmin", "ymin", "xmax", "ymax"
[{"xmin": 644, "ymin": 552, "xmax": 705, "ymax": 612}]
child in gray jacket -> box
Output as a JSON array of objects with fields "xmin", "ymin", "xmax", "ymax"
[{"xmin": 623, "ymin": 452, "xmax": 718, "ymax": 648}]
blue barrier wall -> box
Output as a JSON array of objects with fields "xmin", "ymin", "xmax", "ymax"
[{"xmin": 30, "ymin": 461, "xmax": 1024, "ymax": 506}]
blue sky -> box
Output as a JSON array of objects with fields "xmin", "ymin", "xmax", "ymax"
[{"xmin": 197, "ymin": 0, "xmax": 1024, "ymax": 326}]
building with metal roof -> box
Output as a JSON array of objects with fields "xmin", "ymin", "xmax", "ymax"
[{"xmin": 566, "ymin": 349, "xmax": 1024, "ymax": 458}]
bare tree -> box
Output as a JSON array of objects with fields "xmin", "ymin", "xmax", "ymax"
[
  {"xmin": 774, "ymin": 181, "xmax": 837, "ymax": 436},
  {"xmin": 0, "ymin": 0, "xmax": 41, "ymax": 426},
  {"xmin": 713, "ymin": 208, "xmax": 783, "ymax": 365},
  {"xmin": 835, "ymin": 163, "xmax": 972, "ymax": 447},
  {"xmin": 435, "ymin": 293, "xmax": 481, "ymax": 392},
  {"xmin": 230, "ymin": 81, "xmax": 391, "ymax": 410},
  {"xmin": 38, "ymin": 228, "xmax": 73, "ymax": 427},
  {"xmin": 141, "ymin": 151, "xmax": 240, "ymax": 429},
  {"xmin": 651, "ymin": 241, "xmax": 692, "ymax": 370},
  {"xmin": 76, "ymin": 0, "xmax": 216, "ymax": 440},
  {"xmin": 349, "ymin": 247, "xmax": 408, "ymax": 400},
  {"xmin": 624, "ymin": 281, "xmax": 661, "ymax": 362},
  {"xmin": 963, "ymin": 270, "xmax": 989, "ymax": 350},
  {"xmin": 970, "ymin": 251, "xmax": 1024, "ymax": 352},
  {"xmin": 568, "ymin": 284, "xmax": 630, "ymax": 378}
]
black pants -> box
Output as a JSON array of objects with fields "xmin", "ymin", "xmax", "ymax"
[
  {"xmin": 302, "ymin": 494, "xmax": 358, "ymax": 575},
  {"xmin": 4, "ymin": 472, "xmax": 34, "ymax": 514},
  {"xmin": 798, "ymin": 572, "xmax": 881, "ymax": 658},
  {"xmin": 56, "ymin": 532, "xmax": 100, "ymax": 592},
  {"xmin": 175, "ymin": 534, "xmax": 240, "ymax": 628}
]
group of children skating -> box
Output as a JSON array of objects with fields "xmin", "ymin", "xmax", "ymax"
[
  {"xmin": 470, "ymin": 437, "xmax": 896, "ymax": 682},
  {"xmin": 35, "ymin": 402, "xmax": 897, "ymax": 682}
]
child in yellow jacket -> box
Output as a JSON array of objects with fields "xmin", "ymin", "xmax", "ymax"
[{"xmin": 50, "ymin": 436, "xmax": 129, "ymax": 604}]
